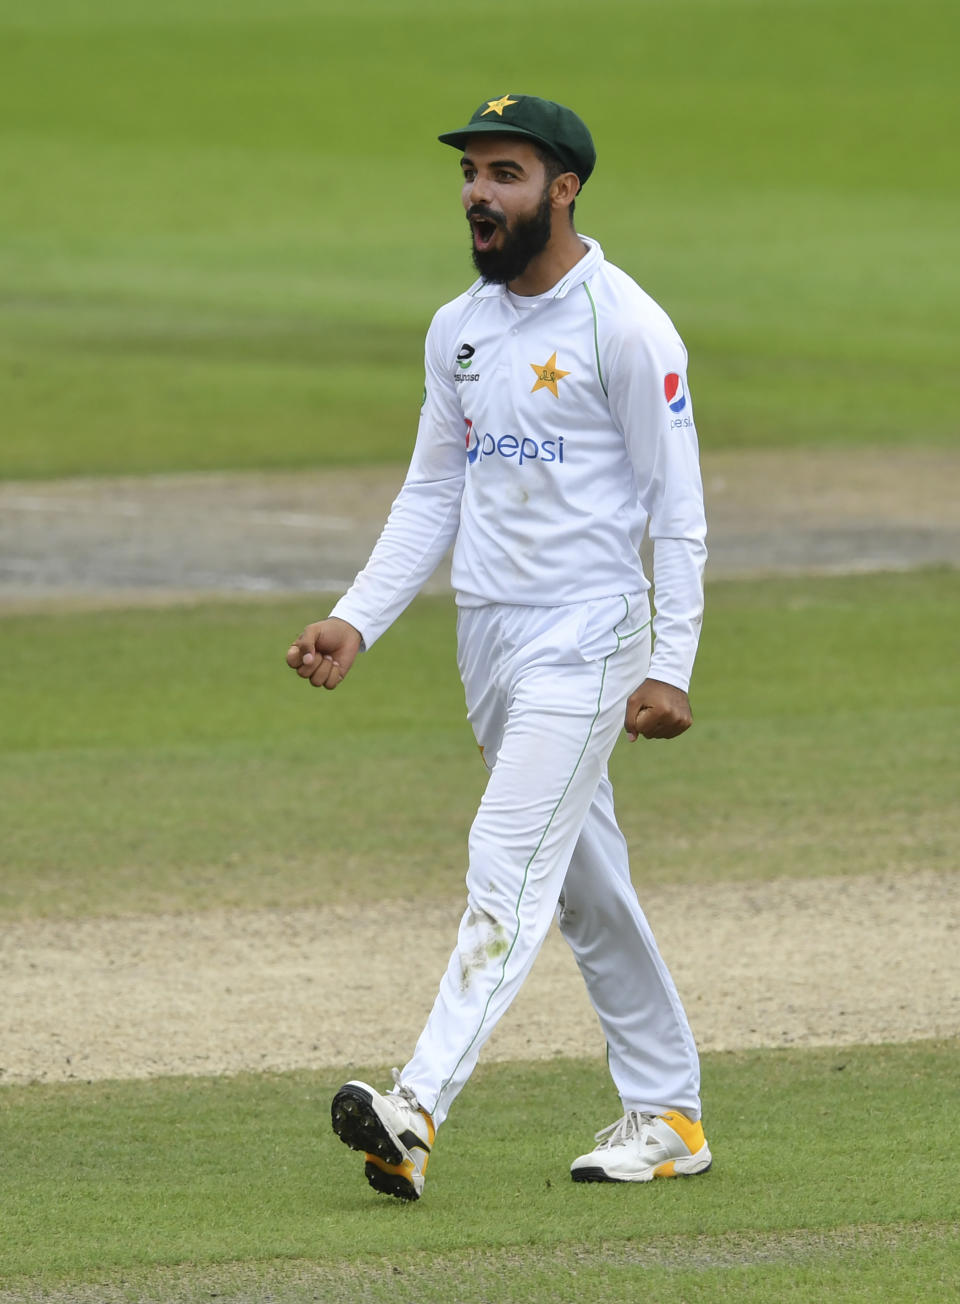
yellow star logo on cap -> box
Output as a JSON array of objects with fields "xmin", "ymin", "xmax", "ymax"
[
  {"xmin": 482, "ymin": 94, "xmax": 519, "ymax": 117},
  {"xmin": 530, "ymin": 352, "xmax": 570, "ymax": 398}
]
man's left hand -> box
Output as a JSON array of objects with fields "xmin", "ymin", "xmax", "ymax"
[{"xmin": 625, "ymin": 678, "xmax": 693, "ymax": 741}]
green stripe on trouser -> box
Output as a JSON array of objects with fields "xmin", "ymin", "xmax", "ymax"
[{"xmin": 400, "ymin": 594, "xmax": 702, "ymax": 1127}]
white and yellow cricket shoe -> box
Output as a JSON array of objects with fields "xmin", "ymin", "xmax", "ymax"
[
  {"xmin": 570, "ymin": 1109, "xmax": 712, "ymax": 1183},
  {"xmin": 331, "ymin": 1070, "xmax": 436, "ymax": 1201}
]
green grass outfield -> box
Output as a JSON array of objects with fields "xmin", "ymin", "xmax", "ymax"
[
  {"xmin": 1, "ymin": 1046, "xmax": 958, "ymax": 1301},
  {"xmin": 1, "ymin": 569, "xmax": 957, "ymax": 917},
  {"xmin": 1, "ymin": 0, "xmax": 957, "ymax": 478}
]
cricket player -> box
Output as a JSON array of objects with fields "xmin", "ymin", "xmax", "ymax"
[{"xmin": 286, "ymin": 94, "xmax": 711, "ymax": 1200}]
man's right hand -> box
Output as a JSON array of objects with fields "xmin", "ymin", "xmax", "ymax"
[{"xmin": 286, "ymin": 618, "xmax": 363, "ymax": 690}]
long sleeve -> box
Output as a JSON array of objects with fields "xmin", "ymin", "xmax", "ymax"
[
  {"xmin": 606, "ymin": 324, "xmax": 707, "ymax": 692},
  {"xmin": 330, "ymin": 307, "xmax": 467, "ymax": 648}
]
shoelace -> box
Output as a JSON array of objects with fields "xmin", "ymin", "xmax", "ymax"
[
  {"xmin": 592, "ymin": 1109, "xmax": 657, "ymax": 1149},
  {"xmin": 387, "ymin": 1066, "xmax": 422, "ymax": 1112}
]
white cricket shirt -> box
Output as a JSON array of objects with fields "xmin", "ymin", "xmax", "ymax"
[{"xmin": 331, "ymin": 237, "xmax": 707, "ymax": 690}]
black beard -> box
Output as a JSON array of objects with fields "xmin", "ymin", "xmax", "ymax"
[{"xmin": 470, "ymin": 189, "xmax": 553, "ymax": 284}]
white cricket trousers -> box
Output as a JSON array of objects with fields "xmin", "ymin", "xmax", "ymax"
[{"xmin": 401, "ymin": 592, "xmax": 702, "ymax": 1127}]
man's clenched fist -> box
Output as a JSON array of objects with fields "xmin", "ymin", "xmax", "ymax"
[{"xmin": 286, "ymin": 617, "xmax": 363, "ymax": 690}]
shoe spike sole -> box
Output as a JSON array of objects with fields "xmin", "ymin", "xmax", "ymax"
[
  {"xmin": 330, "ymin": 1084, "xmax": 403, "ymax": 1164},
  {"xmin": 571, "ymin": 1160, "xmax": 712, "ymax": 1184},
  {"xmin": 571, "ymin": 1166, "xmax": 620, "ymax": 1183},
  {"xmin": 364, "ymin": 1159, "xmax": 419, "ymax": 1201}
]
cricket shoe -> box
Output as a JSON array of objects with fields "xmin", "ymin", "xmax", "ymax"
[
  {"xmin": 330, "ymin": 1069, "xmax": 435, "ymax": 1201},
  {"xmin": 570, "ymin": 1109, "xmax": 712, "ymax": 1183}
]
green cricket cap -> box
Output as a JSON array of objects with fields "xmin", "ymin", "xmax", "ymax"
[{"xmin": 438, "ymin": 94, "xmax": 596, "ymax": 186}]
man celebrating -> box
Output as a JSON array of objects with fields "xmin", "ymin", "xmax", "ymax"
[{"xmin": 287, "ymin": 94, "xmax": 711, "ymax": 1200}]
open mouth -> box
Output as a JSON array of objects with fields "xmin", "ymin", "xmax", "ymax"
[{"xmin": 470, "ymin": 215, "xmax": 501, "ymax": 252}]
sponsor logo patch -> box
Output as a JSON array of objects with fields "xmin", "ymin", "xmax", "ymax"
[
  {"xmin": 664, "ymin": 372, "xmax": 686, "ymax": 413},
  {"xmin": 455, "ymin": 342, "xmax": 479, "ymax": 383},
  {"xmin": 465, "ymin": 418, "xmax": 564, "ymax": 466},
  {"xmin": 465, "ymin": 419, "xmax": 480, "ymax": 464}
]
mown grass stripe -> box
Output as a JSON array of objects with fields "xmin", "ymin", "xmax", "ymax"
[{"xmin": 2, "ymin": 1221, "xmax": 955, "ymax": 1304}]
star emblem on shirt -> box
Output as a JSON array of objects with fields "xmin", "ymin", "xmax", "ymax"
[
  {"xmin": 529, "ymin": 352, "xmax": 570, "ymax": 398},
  {"xmin": 481, "ymin": 94, "xmax": 518, "ymax": 117}
]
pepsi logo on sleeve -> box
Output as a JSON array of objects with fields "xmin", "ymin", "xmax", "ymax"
[{"xmin": 664, "ymin": 372, "xmax": 687, "ymax": 413}]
